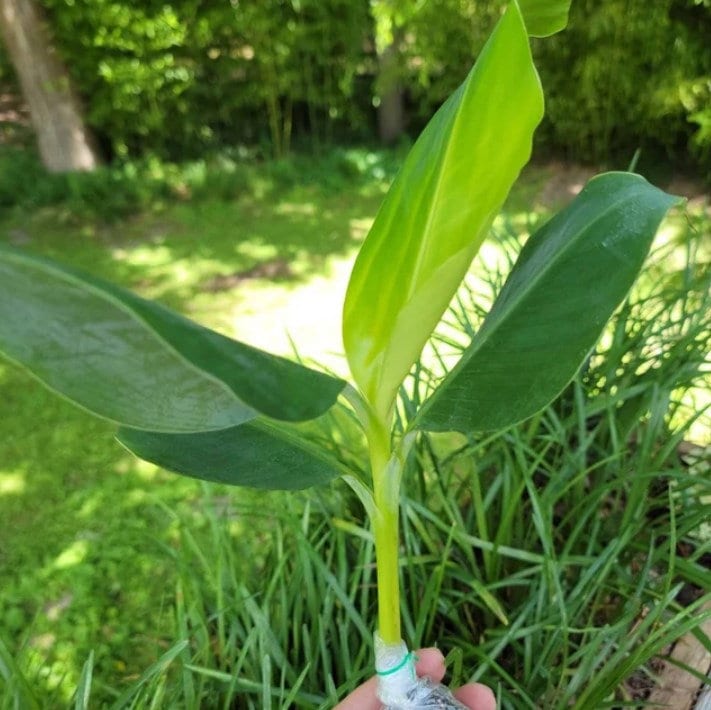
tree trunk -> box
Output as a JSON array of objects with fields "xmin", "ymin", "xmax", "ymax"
[
  {"xmin": 0, "ymin": 0, "xmax": 101, "ymax": 172},
  {"xmin": 376, "ymin": 40, "xmax": 405, "ymax": 144}
]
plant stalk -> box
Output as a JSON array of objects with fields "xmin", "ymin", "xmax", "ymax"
[
  {"xmin": 373, "ymin": 478, "xmax": 401, "ymax": 644},
  {"xmin": 346, "ymin": 384, "xmax": 405, "ymax": 646},
  {"xmin": 368, "ymin": 414, "xmax": 403, "ymax": 646}
]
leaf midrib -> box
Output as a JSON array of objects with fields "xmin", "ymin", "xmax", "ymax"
[{"xmin": 405, "ymin": 82, "xmax": 469, "ymax": 303}]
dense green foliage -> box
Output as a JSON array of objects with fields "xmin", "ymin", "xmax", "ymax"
[
  {"xmin": 1, "ymin": 0, "xmax": 708, "ymax": 174},
  {"xmin": 40, "ymin": 0, "xmax": 371, "ymax": 158},
  {"xmin": 0, "ymin": 144, "xmax": 403, "ymax": 220},
  {"xmin": 535, "ymin": 0, "xmax": 711, "ymax": 172}
]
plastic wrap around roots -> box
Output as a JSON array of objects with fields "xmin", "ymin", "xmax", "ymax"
[
  {"xmin": 381, "ymin": 676, "xmax": 470, "ymax": 709},
  {"xmin": 375, "ymin": 634, "xmax": 469, "ymax": 710}
]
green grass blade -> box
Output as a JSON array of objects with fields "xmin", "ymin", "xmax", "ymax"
[
  {"xmin": 0, "ymin": 635, "xmax": 40, "ymax": 710},
  {"xmin": 73, "ymin": 651, "xmax": 94, "ymax": 710},
  {"xmin": 108, "ymin": 640, "xmax": 188, "ymax": 710}
]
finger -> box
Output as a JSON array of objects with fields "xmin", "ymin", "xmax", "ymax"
[
  {"xmin": 414, "ymin": 647, "xmax": 446, "ymax": 683},
  {"xmin": 332, "ymin": 676, "xmax": 380, "ymax": 710},
  {"xmin": 334, "ymin": 647, "xmax": 448, "ymax": 710},
  {"xmin": 454, "ymin": 683, "xmax": 497, "ymax": 710}
]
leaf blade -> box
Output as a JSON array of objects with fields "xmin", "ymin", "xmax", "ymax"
[
  {"xmin": 117, "ymin": 419, "xmax": 344, "ymax": 490},
  {"xmin": 0, "ymin": 247, "xmax": 344, "ymax": 431},
  {"xmin": 518, "ymin": 0, "xmax": 572, "ymax": 37},
  {"xmin": 416, "ymin": 172, "xmax": 682, "ymax": 433},
  {"xmin": 82, "ymin": 266, "xmax": 346, "ymax": 422},
  {"xmin": 343, "ymin": 2, "xmax": 544, "ymax": 422}
]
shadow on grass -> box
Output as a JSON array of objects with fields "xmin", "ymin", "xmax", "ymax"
[
  {"xmin": 1, "ymin": 187, "xmax": 384, "ymax": 307},
  {"xmin": 0, "ymin": 361, "xmax": 285, "ymax": 704},
  {"xmin": 0, "ymin": 368, "xmax": 174, "ymax": 696}
]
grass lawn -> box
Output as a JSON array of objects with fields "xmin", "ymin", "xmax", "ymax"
[{"xmin": 0, "ymin": 151, "xmax": 709, "ymax": 707}]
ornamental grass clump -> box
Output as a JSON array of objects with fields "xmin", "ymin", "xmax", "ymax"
[{"xmin": 0, "ymin": 1, "xmax": 683, "ymax": 706}]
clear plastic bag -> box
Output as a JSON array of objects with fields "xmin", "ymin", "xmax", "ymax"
[
  {"xmin": 375, "ymin": 634, "xmax": 469, "ymax": 710},
  {"xmin": 381, "ymin": 676, "xmax": 470, "ymax": 709}
]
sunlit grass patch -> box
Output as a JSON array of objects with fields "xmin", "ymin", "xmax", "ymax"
[{"xmin": 0, "ymin": 471, "xmax": 25, "ymax": 496}]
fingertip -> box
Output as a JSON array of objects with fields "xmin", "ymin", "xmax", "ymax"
[
  {"xmin": 414, "ymin": 647, "xmax": 446, "ymax": 683},
  {"xmin": 454, "ymin": 683, "xmax": 497, "ymax": 710}
]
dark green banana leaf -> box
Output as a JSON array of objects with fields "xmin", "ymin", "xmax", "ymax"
[
  {"xmin": 0, "ymin": 245, "xmax": 344, "ymax": 432},
  {"xmin": 415, "ymin": 172, "xmax": 682, "ymax": 433},
  {"xmin": 117, "ymin": 419, "xmax": 344, "ymax": 490}
]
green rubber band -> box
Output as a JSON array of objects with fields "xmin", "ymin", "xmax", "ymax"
[{"xmin": 376, "ymin": 651, "xmax": 414, "ymax": 677}]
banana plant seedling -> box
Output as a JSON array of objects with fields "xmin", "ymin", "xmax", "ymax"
[{"xmin": 0, "ymin": 1, "xmax": 681, "ymax": 706}]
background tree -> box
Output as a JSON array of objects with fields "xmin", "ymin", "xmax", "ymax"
[
  {"xmin": 0, "ymin": 0, "xmax": 100, "ymax": 172},
  {"xmin": 370, "ymin": 0, "xmax": 406, "ymax": 143},
  {"xmin": 534, "ymin": 0, "xmax": 711, "ymax": 173}
]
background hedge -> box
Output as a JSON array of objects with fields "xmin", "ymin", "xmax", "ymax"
[{"xmin": 1, "ymin": 0, "xmax": 709, "ymax": 175}]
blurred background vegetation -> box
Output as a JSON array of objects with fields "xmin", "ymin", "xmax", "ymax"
[
  {"xmin": 0, "ymin": 0, "xmax": 710, "ymax": 175},
  {"xmin": 0, "ymin": 1, "xmax": 709, "ymax": 708}
]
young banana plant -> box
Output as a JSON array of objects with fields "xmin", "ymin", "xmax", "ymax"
[{"xmin": 0, "ymin": 0, "xmax": 681, "ymax": 705}]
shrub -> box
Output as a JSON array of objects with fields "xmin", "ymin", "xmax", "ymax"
[{"xmin": 533, "ymin": 0, "xmax": 711, "ymax": 174}]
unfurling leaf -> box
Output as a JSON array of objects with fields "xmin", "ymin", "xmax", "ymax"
[
  {"xmin": 518, "ymin": 0, "xmax": 572, "ymax": 37},
  {"xmin": 343, "ymin": 2, "xmax": 543, "ymax": 424}
]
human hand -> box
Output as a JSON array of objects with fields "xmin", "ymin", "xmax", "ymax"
[{"xmin": 334, "ymin": 648, "xmax": 496, "ymax": 709}]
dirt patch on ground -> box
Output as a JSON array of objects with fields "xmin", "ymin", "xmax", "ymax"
[
  {"xmin": 667, "ymin": 174, "xmax": 711, "ymax": 211},
  {"xmin": 535, "ymin": 160, "xmax": 710, "ymax": 212},
  {"xmin": 202, "ymin": 259, "xmax": 294, "ymax": 292},
  {"xmin": 535, "ymin": 161, "xmax": 598, "ymax": 208}
]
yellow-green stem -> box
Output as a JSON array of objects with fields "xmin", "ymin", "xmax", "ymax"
[
  {"xmin": 374, "ymin": 489, "xmax": 400, "ymax": 643},
  {"xmin": 368, "ymin": 415, "xmax": 402, "ymax": 645}
]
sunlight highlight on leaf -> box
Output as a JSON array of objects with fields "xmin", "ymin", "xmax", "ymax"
[{"xmin": 343, "ymin": 2, "xmax": 544, "ymax": 423}]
